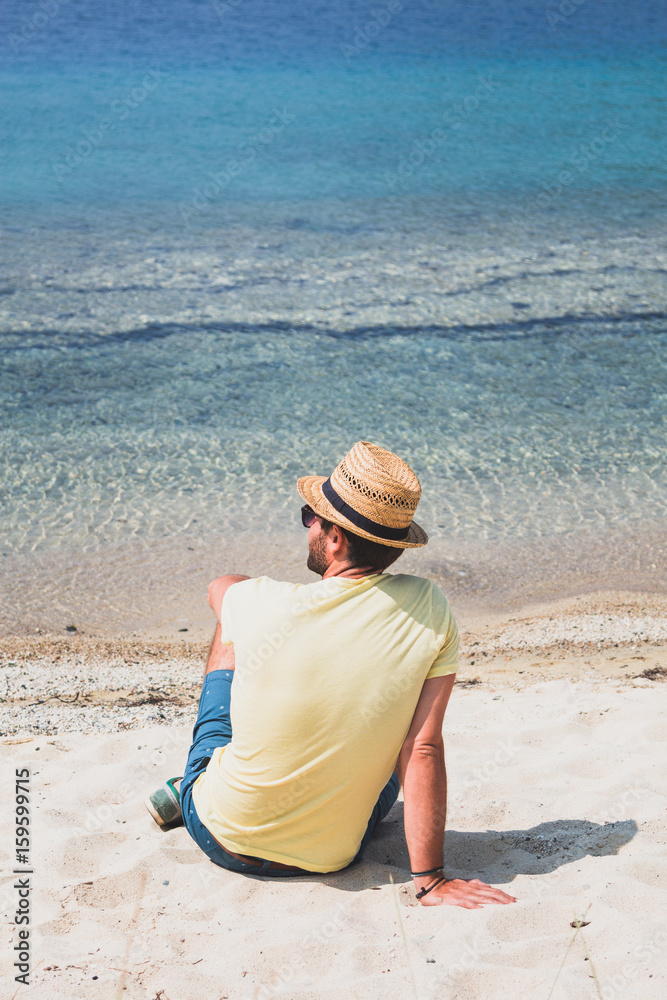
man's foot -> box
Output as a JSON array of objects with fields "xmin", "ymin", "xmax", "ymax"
[{"xmin": 145, "ymin": 777, "xmax": 183, "ymax": 827}]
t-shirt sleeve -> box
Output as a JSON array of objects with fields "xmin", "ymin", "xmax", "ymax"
[
  {"xmin": 426, "ymin": 605, "xmax": 459, "ymax": 679},
  {"xmin": 219, "ymin": 583, "xmax": 240, "ymax": 646}
]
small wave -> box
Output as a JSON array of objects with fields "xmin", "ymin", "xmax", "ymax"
[{"xmin": 1, "ymin": 311, "xmax": 665, "ymax": 354}]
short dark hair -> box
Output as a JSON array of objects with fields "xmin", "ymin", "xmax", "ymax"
[{"xmin": 320, "ymin": 518, "xmax": 403, "ymax": 573}]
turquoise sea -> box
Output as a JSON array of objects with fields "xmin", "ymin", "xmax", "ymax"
[{"xmin": 1, "ymin": 0, "xmax": 666, "ymax": 630}]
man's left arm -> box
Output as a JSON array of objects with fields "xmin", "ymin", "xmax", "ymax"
[{"xmin": 202, "ymin": 575, "xmax": 250, "ymax": 676}]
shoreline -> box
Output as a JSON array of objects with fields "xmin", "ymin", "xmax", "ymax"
[
  {"xmin": 2, "ymin": 518, "xmax": 666, "ymax": 639},
  {"xmin": 3, "ymin": 589, "xmax": 666, "ymax": 737}
]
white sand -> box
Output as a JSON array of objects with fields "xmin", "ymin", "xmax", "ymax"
[{"xmin": 2, "ymin": 674, "xmax": 666, "ymax": 1000}]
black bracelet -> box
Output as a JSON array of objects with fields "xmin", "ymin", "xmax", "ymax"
[
  {"xmin": 415, "ymin": 876, "xmax": 446, "ymax": 900},
  {"xmin": 410, "ymin": 866, "xmax": 444, "ymax": 878}
]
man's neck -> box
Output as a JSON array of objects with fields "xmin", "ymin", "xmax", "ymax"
[{"xmin": 322, "ymin": 562, "xmax": 378, "ymax": 580}]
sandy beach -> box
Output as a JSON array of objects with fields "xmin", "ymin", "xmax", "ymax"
[
  {"xmin": 2, "ymin": 590, "xmax": 666, "ymax": 999},
  {"xmin": 4, "ymin": 0, "xmax": 666, "ymax": 995}
]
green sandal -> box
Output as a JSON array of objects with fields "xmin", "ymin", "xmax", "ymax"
[{"xmin": 145, "ymin": 777, "xmax": 183, "ymax": 827}]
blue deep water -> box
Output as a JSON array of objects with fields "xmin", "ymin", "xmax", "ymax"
[{"xmin": 1, "ymin": 0, "xmax": 666, "ymax": 623}]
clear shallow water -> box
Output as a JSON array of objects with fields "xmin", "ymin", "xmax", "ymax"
[
  {"xmin": 1, "ymin": 0, "xmax": 666, "ymax": 623},
  {"xmin": 2, "ymin": 222, "xmax": 666, "ymax": 554}
]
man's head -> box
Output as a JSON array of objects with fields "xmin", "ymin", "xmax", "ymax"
[
  {"xmin": 304, "ymin": 507, "xmax": 404, "ymax": 577},
  {"xmin": 297, "ymin": 440, "xmax": 427, "ymax": 577}
]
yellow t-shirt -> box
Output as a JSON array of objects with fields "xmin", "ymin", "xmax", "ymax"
[{"xmin": 192, "ymin": 572, "xmax": 458, "ymax": 872}]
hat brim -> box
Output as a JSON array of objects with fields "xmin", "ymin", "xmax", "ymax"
[{"xmin": 297, "ymin": 476, "xmax": 428, "ymax": 549}]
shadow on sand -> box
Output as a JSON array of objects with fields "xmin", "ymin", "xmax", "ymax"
[
  {"xmin": 160, "ymin": 808, "xmax": 638, "ymax": 890},
  {"xmin": 329, "ymin": 807, "xmax": 638, "ymax": 889}
]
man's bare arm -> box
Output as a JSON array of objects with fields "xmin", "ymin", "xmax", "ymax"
[
  {"xmin": 399, "ymin": 675, "xmax": 453, "ymax": 873},
  {"xmin": 203, "ymin": 575, "xmax": 249, "ymax": 678},
  {"xmin": 207, "ymin": 574, "xmax": 250, "ymax": 619},
  {"xmin": 399, "ymin": 674, "xmax": 516, "ymax": 909}
]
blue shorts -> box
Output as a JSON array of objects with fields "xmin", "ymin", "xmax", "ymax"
[{"xmin": 180, "ymin": 669, "xmax": 399, "ymax": 877}]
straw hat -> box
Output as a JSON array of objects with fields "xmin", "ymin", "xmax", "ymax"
[{"xmin": 297, "ymin": 441, "xmax": 428, "ymax": 549}]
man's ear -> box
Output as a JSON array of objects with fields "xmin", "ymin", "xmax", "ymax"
[{"xmin": 328, "ymin": 522, "xmax": 348, "ymax": 557}]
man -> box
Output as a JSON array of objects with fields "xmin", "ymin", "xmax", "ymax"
[{"xmin": 147, "ymin": 441, "xmax": 515, "ymax": 909}]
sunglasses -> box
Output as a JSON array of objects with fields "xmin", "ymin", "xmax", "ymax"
[{"xmin": 301, "ymin": 504, "xmax": 318, "ymax": 528}]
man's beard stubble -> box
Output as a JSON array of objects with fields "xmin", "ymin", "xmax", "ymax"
[{"xmin": 306, "ymin": 531, "xmax": 329, "ymax": 576}]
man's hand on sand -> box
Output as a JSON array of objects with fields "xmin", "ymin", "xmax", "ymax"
[{"xmin": 419, "ymin": 877, "xmax": 516, "ymax": 908}]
